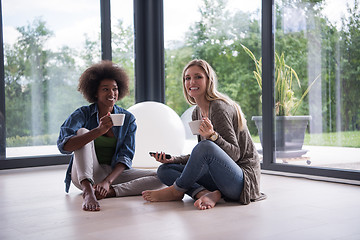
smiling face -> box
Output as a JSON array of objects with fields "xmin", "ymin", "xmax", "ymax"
[
  {"xmin": 96, "ymin": 79, "xmax": 119, "ymax": 111},
  {"xmin": 184, "ymin": 65, "xmax": 209, "ymax": 101}
]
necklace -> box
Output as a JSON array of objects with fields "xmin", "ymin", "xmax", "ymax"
[{"xmin": 201, "ymin": 110, "xmax": 208, "ymax": 118}]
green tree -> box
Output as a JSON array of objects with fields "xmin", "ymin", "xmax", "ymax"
[
  {"xmin": 5, "ymin": 18, "xmax": 53, "ymax": 140},
  {"xmin": 182, "ymin": 0, "xmax": 262, "ymax": 134},
  {"xmin": 112, "ymin": 19, "xmax": 135, "ymax": 109},
  {"xmin": 5, "ymin": 18, "xmax": 84, "ymax": 146},
  {"xmin": 47, "ymin": 46, "xmax": 85, "ymax": 135},
  {"xmin": 80, "ymin": 33, "xmax": 101, "ymax": 67},
  {"xmin": 340, "ymin": 0, "xmax": 360, "ymax": 131},
  {"xmin": 78, "ymin": 19, "xmax": 135, "ymax": 109},
  {"xmin": 165, "ymin": 46, "xmax": 193, "ymax": 115}
]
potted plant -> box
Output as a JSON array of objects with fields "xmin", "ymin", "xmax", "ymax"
[{"xmin": 242, "ymin": 44, "xmax": 320, "ymax": 158}]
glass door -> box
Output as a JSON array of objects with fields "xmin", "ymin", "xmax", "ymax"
[
  {"xmin": 2, "ymin": 0, "xmax": 100, "ymax": 158},
  {"xmin": 272, "ymin": 0, "xmax": 360, "ymax": 172}
]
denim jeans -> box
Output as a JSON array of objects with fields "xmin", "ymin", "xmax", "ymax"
[{"xmin": 157, "ymin": 140, "xmax": 244, "ymax": 200}]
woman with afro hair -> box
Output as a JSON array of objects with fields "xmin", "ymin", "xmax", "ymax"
[{"xmin": 58, "ymin": 61, "xmax": 164, "ymax": 211}]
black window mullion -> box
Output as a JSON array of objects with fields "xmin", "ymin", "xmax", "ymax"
[
  {"xmin": 261, "ymin": 0, "xmax": 275, "ymax": 168},
  {"xmin": 260, "ymin": 0, "xmax": 360, "ymax": 181},
  {"xmin": 100, "ymin": 0, "xmax": 112, "ymax": 61},
  {"xmin": 134, "ymin": 0, "xmax": 165, "ymax": 103},
  {"xmin": 0, "ymin": 0, "xmax": 6, "ymax": 161}
]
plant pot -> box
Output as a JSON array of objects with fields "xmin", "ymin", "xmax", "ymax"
[{"xmin": 252, "ymin": 116, "xmax": 311, "ymax": 158}]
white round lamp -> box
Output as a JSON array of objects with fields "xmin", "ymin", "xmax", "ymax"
[{"xmin": 127, "ymin": 101, "xmax": 186, "ymax": 168}]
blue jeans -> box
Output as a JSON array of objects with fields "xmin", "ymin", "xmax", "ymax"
[{"xmin": 157, "ymin": 140, "xmax": 244, "ymax": 200}]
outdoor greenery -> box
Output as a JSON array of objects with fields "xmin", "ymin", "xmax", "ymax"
[
  {"xmin": 6, "ymin": 134, "xmax": 58, "ymax": 147},
  {"xmin": 304, "ymin": 131, "xmax": 360, "ymax": 148},
  {"xmin": 252, "ymin": 131, "xmax": 360, "ymax": 148},
  {"xmin": 241, "ymin": 45, "xmax": 320, "ymax": 116},
  {"xmin": 3, "ymin": 0, "xmax": 360, "ymax": 148}
]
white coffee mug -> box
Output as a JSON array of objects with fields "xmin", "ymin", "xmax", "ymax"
[
  {"xmin": 110, "ymin": 114, "xmax": 125, "ymax": 126},
  {"xmin": 188, "ymin": 120, "xmax": 202, "ymax": 135}
]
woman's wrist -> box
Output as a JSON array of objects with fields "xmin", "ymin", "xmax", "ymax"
[{"xmin": 208, "ymin": 131, "xmax": 219, "ymax": 141}]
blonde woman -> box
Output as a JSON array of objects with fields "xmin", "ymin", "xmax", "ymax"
[{"xmin": 142, "ymin": 59, "xmax": 265, "ymax": 210}]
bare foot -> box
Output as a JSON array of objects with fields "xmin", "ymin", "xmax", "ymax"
[
  {"xmin": 194, "ymin": 190, "xmax": 221, "ymax": 210},
  {"xmin": 195, "ymin": 189, "xmax": 211, "ymax": 199},
  {"xmin": 95, "ymin": 186, "xmax": 116, "ymax": 200},
  {"xmin": 82, "ymin": 188, "xmax": 100, "ymax": 211},
  {"xmin": 142, "ymin": 185, "xmax": 184, "ymax": 202}
]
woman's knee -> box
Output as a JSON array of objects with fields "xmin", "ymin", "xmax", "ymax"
[
  {"xmin": 156, "ymin": 163, "xmax": 180, "ymax": 186},
  {"xmin": 193, "ymin": 140, "xmax": 219, "ymax": 154},
  {"xmin": 76, "ymin": 128, "xmax": 89, "ymax": 136},
  {"xmin": 157, "ymin": 164, "xmax": 170, "ymax": 179}
]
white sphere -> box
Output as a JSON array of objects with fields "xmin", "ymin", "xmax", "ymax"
[
  {"xmin": 128, "ymin": 101, "xmax": 186, "ymax": 168},
  {"xmin": 180, "ymin": 105, "xmax": 197, "ymax": 140}
]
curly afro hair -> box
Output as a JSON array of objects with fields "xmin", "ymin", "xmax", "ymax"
[{"xmin": 78, "ymin": 60, "xmax": 129, "ymax": 103}]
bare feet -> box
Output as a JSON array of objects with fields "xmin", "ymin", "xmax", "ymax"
[
  {"xmin": 195, "ymin": 189, "xmax": 211, "ymax": 199},
  {"xmin": 194, "ymin": 190, "xmax": 221, "ymax": 210},
  {"xmin": 95, "ymin": 186, "xmax": 116, "ymax": 200},
  {"xmin": 82, "ymin": 188, "xmax": 100, "ymax": 211},
  {"xmin": 81, "ymin": 180, "xmax": 100, "ymax": 211},
  {"xmin": 142, "ymin": 185, "xmax": 184, "ymax": 202}
]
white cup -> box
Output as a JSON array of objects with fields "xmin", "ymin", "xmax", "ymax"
[
  {"xmin": 110, "ymin": 114, "xmax": 125, "ymax": 126},
  {"xmin": 188, "ymin": 120, "xmax": 202, "ymax": 135}
]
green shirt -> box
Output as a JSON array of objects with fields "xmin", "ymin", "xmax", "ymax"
[{"xmin": 94, "ymin": 135, "xmax": 117, "ymax": 165}]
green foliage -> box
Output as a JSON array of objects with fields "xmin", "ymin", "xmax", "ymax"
[
  {"xmin": 164, "ymin": 46, "xmax": 193, "ymax": 115},
  {"xmin": 177, "ymin": 0, "xmax": 263, "ymax": 133},
  {"xmin": 4, "ymin": 16, "xmax": 135, "ymax": 148},
  {"xmin": 252, "ymin": 131, "xmax": 360, "ymax": 148},
  {"xmin": 304, "ymin": 131, "xmax": 360, "ymax": 148},
  {"xmin": 6, "ymin": 134, "xmax": 58, "ymax": 147},
  {"xmin": 339, "ymin": 0, "xmax": 360, "ymax": 131},
  {"xmin": 3, "ymin": 0, "xmax": 360, "ymax": 150},
  {"xmin": 80, "ymin": 34, "xmax": 101, "ymax": 67},
  {"xmin": 242, "ymin": 45, "xmax": 320, "ymax": 116},
  {"xmin": 5, "ymin": 18, "xmax": 54, "ymax": 139},
  {"xmin": 112, "ymin": 19, "xmax": 135, "ymax": 109}
]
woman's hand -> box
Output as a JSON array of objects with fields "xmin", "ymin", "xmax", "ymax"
[
  {"xmin": 94, "ymin": 163, "xmax": 126, "ymax": 199},
  {"xmin": 151, "ymin": 152, "xmax": 174, "ymax": 164},
  {"xmin": 199, "ymin": 117, "xmax": 214, "ymax": 138},
  {"xmin": 63, "ymin": 113, "xmax": 113, "ymax": 152},
  {"xmin": 97, "ymin": 112, "xmax": 113, "ymax": 135},
  {"xmin": 94, "ymin": 180, "xmax": 111, "ymax": 198}
]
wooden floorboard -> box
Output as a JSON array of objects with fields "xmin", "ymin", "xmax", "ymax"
[{"xmin": 0, "ymin": 165, "xmax": 359, "ymax": 240}]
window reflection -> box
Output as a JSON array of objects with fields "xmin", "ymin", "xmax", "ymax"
[
  {"xmin": 164, "ymin": 0, "xmax": 262, "ymax": 154},
  {"xmin": 111, "ymin": 0, "xmax": 135, "ymax": 109},
  {"xmin": 274, "ymin": 0, "xmax": 360, "ymax": 171},
  {"xmin": 3, "ymin": 0, "xmax": 100, "ymax": 157}
]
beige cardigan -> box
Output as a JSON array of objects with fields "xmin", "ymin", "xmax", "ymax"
[{"xmin": 173, "ymin": 99, "xmax": 266, "ymax": 204}]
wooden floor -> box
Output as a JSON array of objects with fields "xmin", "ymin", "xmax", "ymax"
[{"xmin": 0, "ymin": 165, "xmax": 359, "ymax": 240}]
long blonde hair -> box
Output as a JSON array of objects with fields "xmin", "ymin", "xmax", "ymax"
[{"xmin": 182, "ymin": 59, "xmax": 246, "ymax": 130}]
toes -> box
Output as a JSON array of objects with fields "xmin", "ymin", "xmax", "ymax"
[
  {"xmin": 142, "ymin": 191, "xmax": 152, "ymax": 201},
  {"xmin": 83, "ymin": 202, "xmax": 100, "ymax": 211}
]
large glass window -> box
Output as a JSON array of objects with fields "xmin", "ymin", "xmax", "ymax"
[
  {"xmin": 270, "ymin": 0, "xmax": 360, "ymax": 171},
  {"xmin": 163, "ymin": 0, "xmax": 201, "ymax": 118},
  {"xmin": 111, "ymin": 0, "xmax": 135, "ymax": 109},
  {"xmin": 2, "ymin": 0, "xmax": 100, "ymax": 158},
  {"xmin": 1, "ymin": 0, "xmax": 358, "ymax": 180},
  {"xmin": 164, "ymin": 0, "xmax": 262, "ymax": 150}
]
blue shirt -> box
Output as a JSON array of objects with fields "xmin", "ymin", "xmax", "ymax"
[{"xmin": 57, "ymin": 103, "xmax": 137, "ymax": 193}]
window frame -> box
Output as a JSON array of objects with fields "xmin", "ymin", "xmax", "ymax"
[
  {"xmin": 0, "ymin": 0, "xmax": 359, "ymax": 183},
  {"xmin": 260, "ymin": 0, "xmax": 359, "ymax": 182}
]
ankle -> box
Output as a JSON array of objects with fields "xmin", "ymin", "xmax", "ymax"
[
  {"xmin": 107, "ymin": 187, "xmax": 116, "ymax": 198},
  {"xmin": 171, "ymin": 185, "xmax": 185, "ymax": 196},
  {"xmin": 213, "ymin": 190, "xmax": 222, "ymax": 199},
  {"xmin": 195, "ymin": 189, "xmax": 211, "ymax": 199}
]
